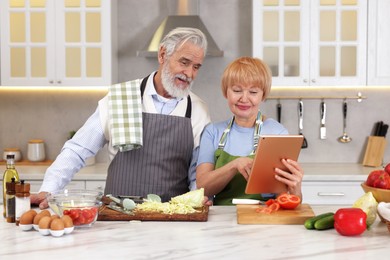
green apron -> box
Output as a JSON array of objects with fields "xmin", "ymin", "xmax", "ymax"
[{"xmin": 213, "ymin": 111, "xmax": 272, "ymax": 205}]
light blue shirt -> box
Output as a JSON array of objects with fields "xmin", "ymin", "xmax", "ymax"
[
  {"xmin": 40, "ymin": 83, "xmax": 199, "ymax": 193},
  {"xmin": 197, "ymin": 117, "xmax": 289, "ymax": 165}
]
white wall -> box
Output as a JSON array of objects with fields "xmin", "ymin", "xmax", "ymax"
[{"xmin": 0, "ymin": 0, "xmax": 389, "ymax": 164}]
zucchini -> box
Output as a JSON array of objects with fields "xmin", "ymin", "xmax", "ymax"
[
  {"xmin": 314, "ymin": 214, "xmax": 335, "ymax": 230},
  {"xmin": 304, "ymin": 212, "xmax": 334, "ymax": 230}
]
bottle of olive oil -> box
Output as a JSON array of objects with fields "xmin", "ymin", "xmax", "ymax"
[{"xmin": 3, "ymin": 154, "xmax": 20, "ymax": 218}]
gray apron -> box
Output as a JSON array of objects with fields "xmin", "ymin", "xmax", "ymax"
[{"xmin": 104, "ymin": 75, "xmax": 194, "ymax": 202}]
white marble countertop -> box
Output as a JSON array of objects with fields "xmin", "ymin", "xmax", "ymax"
[
  {"xmin": 1, "ymin": 206, "xmax": 389, "ymax": 259},
  {"xmin": 0, "ymin": 163, "xmax": 381, "ymax": 182}
]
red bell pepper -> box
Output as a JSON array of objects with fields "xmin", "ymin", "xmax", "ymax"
[{"xmin": 334, "ymin": 208, "xmax": 367, "ymax": 236}]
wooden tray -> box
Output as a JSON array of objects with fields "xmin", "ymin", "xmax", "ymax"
[
  {"xmin": 237, "ymin": 204, "xmax": 315, "ymax": 225},
  {"xmin": 97, "ymin": 205, "xmax": 209, "ymax": 222}
]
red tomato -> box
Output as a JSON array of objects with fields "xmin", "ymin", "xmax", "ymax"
[
  {"xmin": 366, "ymin": 170, "xmax": 385, "ymax": 187},
  {"xmin": 366, "ymin": 170, "xmax": 390, "ymax": 189},
  {"xmin": 385, "ymin": 163, "xmax": 390, "ymax": 174},
  {"xmin": 276, "ymin": 193, "xmax": 301, "ymax": 209}
]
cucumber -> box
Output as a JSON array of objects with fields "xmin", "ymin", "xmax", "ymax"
[
  {"xmin": 304, "ymin": 212, "xmax": 334, "ymax": 230},
  {"xmin": 314, "ymin": 214, "xmax": 335, "ymax": 230}
]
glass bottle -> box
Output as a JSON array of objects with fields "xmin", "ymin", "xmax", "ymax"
[
  {"xmin": 15, "ymin": 180, "xmax": 31, "ymax": 226},
  {"xmin": 3, "ymin": 154, "xmax": 20, "ymax": 218},
  {"xmin": 6, "ymin": 178, "xmax": 17, "ymax": 223}
]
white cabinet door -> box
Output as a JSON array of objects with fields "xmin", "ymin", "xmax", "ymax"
[
  {"xmin": 367, "ymin": 0, "xmax": 390, "ymax": 85},
  {"xmin": 252, "ymin": 0, "xmax": 367, "ymax": 86},
  {"xmin": 302, "ymin": 181, "xmax": 364, "ymax": 205},
  {"xmin": 0, "ymin": 0, "xmax": 116, "ymax": 86}
]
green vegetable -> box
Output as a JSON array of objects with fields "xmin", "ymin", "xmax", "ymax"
[
  {"xmin": 304, "ymin": 212, "xmax": 334, "ymax": 230},
  {"xmin": 313, "ymin": 214, "xmax": 335, "ymax": 230}
]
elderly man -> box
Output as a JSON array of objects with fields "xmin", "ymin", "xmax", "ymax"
[{"xmin": 31, "ymin": 27, "xmax": 211, "ymax": 208}]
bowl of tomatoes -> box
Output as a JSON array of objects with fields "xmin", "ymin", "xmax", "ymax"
[
  {"xmin": 362, "ymin": 164, "xmax": 390, "ymax": 202},
  {"xmin": 47, "ymin": 189, "xmax": 103, "ymax": 227}
]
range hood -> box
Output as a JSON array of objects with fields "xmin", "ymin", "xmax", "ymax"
[{"xmin": 137, "ymin": 0, "xmax": 223, "ymax": 57}]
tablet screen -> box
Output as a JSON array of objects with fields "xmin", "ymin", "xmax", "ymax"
[{"xmin": 245, "ymin": 135, "xmax": 303, "ymax": 194}]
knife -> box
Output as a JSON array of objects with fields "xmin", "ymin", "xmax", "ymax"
[
  {"xmin": 320, "ymin": 101, "xmax": 326, "ymax": 139},
  {"xmin": 375, "ymin": 121, "xmax": 383, "ymax": 136},
  {"xmin": 380, "ymin": 124, "xmax": 388, "ymax": 137},
  {"xmin": 277, "ymin": 102, "xmax": 282, "ymax": 123}
]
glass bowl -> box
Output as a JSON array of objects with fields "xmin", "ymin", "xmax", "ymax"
[{"xmin": 47, "ymin": 189, "xmax": 103, "ymax": 228}]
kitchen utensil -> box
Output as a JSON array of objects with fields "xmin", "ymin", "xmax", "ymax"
[
  {"xmin": 380, "ymin": 124, "xmax": 388, "ymax": 137},
  {"xmin": 232, "ymin": 198, "xmax": 264, "ymax": 205},
  {"xmin": 320, "ymin": 101, "xmax": 327, "ymax": 139},
  {"xmin": 236, "ymin": 204, "xmax": 315, "ymax": 224},
  {"xmin": 106, "ymin": 194, "xmax": 137, "ymax": 210},
  {"xmin": 277, "ymin": 102, "xmax": 282, "ymax": 123},
  {"xmin": 338, "ymin": 100, "xmax": 352, "ymax": 143},
  {"xmin": 374, "ymin": 121, "xmax": 383, "ymax": 136},
  {"xmin": 298, "ymin": 100, "xmax": 308, "ymax": 148}
]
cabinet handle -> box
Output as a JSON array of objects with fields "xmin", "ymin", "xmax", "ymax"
[
  {"xmin": 303, "ymin": 79, "xmax": 308, "ymax": 83},
  {"xmin": 57, "ymin": 80, "xmax": 62, "ymax": 84},
  {"xmin": 49, "ymin": 80, "xmax": 54, "ymax": 84},
  {"xmin": 311, "ymin": 79, "xmax": 316, "ymax": 83},
  {"xmin": 317, "ymin": 192, "xmax": 345, "ymax": 197}
]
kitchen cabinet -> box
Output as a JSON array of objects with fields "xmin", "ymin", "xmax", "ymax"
[
  {"xmin": 0, "ymin": 0, "xmax": 117, "ymax": 86},
  {"xmin": 367, "ymin": 0, "xmax": 390, "ymax": 85},
  {"xmin": 252, "ymin": 0, "xmax": 367, "ymax": 86},
  {"xmin": 302, "ymin": 181, "xmax": 364, "ymax": 205},
  {"xmin": 85, "ymin": 180, "xmax": 105, "ymax": 191}
]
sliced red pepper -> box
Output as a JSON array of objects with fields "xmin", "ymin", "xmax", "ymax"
[
  {"xmin": 276, "ymin": 193, "xmax": 301, "ymax": 209},
  {"xmin": 256, "ymin": 200, "xmax": 280, "ymax": 214},
  {"xmin": 334, "ymin": 208, "xmax": 367, "ymax": 236}
]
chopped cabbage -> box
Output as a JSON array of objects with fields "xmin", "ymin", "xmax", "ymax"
[
  {"xmin": 353, "ymin": 192, "xmax": 378, "ymax": 227},
  {"xmin": 135, "ymin": 188, "xmax": 204, "ymax": 215}
]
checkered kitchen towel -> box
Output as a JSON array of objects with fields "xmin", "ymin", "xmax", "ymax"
[{"xmin": 108, "ymin": 79, "xmax": 143, "ymax": 152}]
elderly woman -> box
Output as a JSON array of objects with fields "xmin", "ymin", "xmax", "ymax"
[{"xmin": 196, "ymin": 57, "xmax": 304, "ymax": 205}]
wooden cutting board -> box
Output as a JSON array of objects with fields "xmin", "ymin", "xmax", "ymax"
[
  {"xmin": 237, "ymin": 204, "xmax": 315, "ymax": 225},
  {"xmin": 97, "ymin": 205, "xmax": 209, "ymax": 222}
]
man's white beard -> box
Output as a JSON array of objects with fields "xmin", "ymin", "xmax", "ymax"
[{"xmin": 161, "ymin": 63, "xmax": 193, "ymax": 99}]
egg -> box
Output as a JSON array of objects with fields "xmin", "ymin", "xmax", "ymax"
[
  {"xmin": 61, "ymin": 215, "xmax": 74, "ymax": 228},
  {"xmin": 50, "ymin": 214, "xmax": 60, "ymax": 220},
  {"xmin": 50, "ymin": 219, "xmax": 65, "ymax": 231},
  {"xmin": 33, "ymin": 209, "xmax": 51, "ymax": 225},
  {"xmin": 38, "ymin": 216, "xmax": 52, "ymax": 229},
  {"xmin": 20, "ymin": 210, "xmax": 35, "ymax": 225}
]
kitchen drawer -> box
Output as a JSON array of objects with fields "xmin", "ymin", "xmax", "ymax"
[
  {"xmin": 85, "ymin": 181, "xmax": 105, "ymax": 192},
  {"xmin": 302, "ymin": 181, "xmax": 365, "ymax": 205}
]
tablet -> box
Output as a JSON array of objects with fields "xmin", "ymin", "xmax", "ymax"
[{"xmin": 245, "ymin": 135, "xmax": 304, "ymax": 194}]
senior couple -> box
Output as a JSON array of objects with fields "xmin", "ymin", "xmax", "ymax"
[{"xmin": 31, "ymin": 27, "xmax": 303, "ymax": 208}]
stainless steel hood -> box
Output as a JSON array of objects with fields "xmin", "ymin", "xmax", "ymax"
[{"xmin": 137, "ymin": 0, "xmax": 223, "ymax": 57}]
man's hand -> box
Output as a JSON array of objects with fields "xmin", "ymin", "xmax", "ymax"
[{"xmin": 30, "ymin": 191, "xmax": 49, "ymax": 209}]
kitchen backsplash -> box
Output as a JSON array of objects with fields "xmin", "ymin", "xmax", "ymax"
[{"xmin": 1, "ymin": 0, "xmax": 389, "ymax": 165}]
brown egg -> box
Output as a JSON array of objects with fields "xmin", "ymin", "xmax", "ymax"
[
  {"xmin": 38, "ymin": 216, "xmax": 52, "ymax": 229},
  {"xmin": 50, "ymin": 214, "xmax": 60, "ymax": 220},
  {"xmin": 26, "ymin": 209, "xmax": 38, "ymax": 218},
  {"xmin": 61, "ymin": 215, "xmax": 74, "ymax": 228},
  {"xmin": 20, "ymin": 211, "xmax": 35, "ymax": 225},
  {"xmin": 50, "ymin": 219, "xmax": 65, "ymax": 231},
  {"xmin": 33, "ymin": 210, "xmax": 51, "ymax": 225}
]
